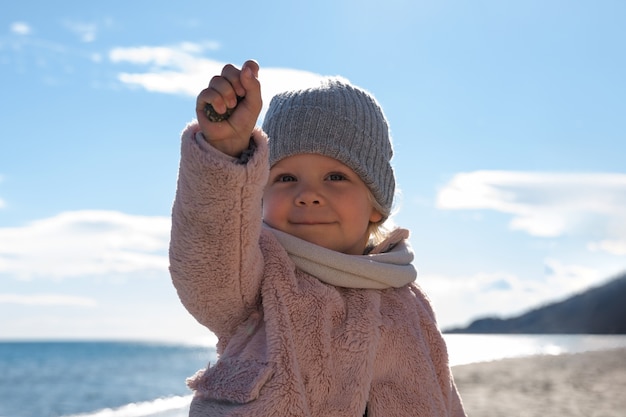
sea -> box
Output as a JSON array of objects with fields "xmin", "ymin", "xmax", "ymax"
[{"xmin": 2, "ymin": 334, "xmax": 626, "ymax": 417}]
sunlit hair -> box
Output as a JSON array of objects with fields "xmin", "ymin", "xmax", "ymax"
[{"xmin": 366, "ymin": 190, "xmax": 396, "ymax": 247}]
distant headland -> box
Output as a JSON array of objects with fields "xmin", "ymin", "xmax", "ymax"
[{"xmin": 444, "ymin": 272, "xmax": 626, "ymax": 334}]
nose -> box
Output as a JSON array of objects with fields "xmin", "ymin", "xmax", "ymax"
[{"xmin": 295, "ymin": 184, "xmax": 323, "ymax": 206}]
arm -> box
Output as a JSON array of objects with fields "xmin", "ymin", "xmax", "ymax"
[
  {"xmin": 170, "ymin": 124, "xmax": 269, "ymax": 338},
  {"xmin": 169, "ymin": 61, "xmax": 267, "ymax": 339}
]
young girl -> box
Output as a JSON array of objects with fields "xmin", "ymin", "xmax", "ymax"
[{"xmin": 169, "ymin": 60, "xmax": 466, "ymax": 417}]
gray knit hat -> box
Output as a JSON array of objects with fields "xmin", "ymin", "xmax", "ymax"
[{"xmin": 262, "ymin": 78, "xmax": 395, "ymax": 217}]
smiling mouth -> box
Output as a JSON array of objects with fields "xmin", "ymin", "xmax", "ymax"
[{"xmin": 290, "ymin": 221, "xmax": 333, "ymax": 226}]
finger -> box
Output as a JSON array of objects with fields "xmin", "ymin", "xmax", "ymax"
[
  {"xmin": 242, "ymin": 59, "xmax": 260, "ymax": 79},
  {"xmin": 213, "ymin": 75, "xmax": 242, "ymax": 111},
  {"xmin": 196, "ymin": 91, "xmax": 225, "ymax": 120},
  {"xmin": 204, "ymin": 96, "xmax": 243, "ymax": 123},
  {"xmin": 199, "ymin": 76, "xmax": 238, "ymax": 115},
  {"xmin": 238, "ymin": 60, "xmax": 262, "ymax": 114},
  {"xmin": 220, "ymin": 64, "xmax": 246, "ymax": 99}
]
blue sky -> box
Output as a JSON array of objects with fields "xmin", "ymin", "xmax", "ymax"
[{"xmin": 1, "ymin": 0, "xmax": 625, "ymax": 342}]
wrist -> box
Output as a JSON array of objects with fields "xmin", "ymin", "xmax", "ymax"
[
  {"xmin": 200, "ymin": 134, "xmax": 251, "ymax": 158},
  {"xmin": 197, "ymin": 132, "xmax": 256, "ymax": 163}
]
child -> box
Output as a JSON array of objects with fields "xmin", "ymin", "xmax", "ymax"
[{"xmin": 169, "ymin": 60, "xmax": 466, "ymax": 417}]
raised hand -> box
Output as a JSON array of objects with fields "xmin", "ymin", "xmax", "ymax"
[{"xmin": 195, "ymin": 60, "xmax": 262, "ymax": 157}]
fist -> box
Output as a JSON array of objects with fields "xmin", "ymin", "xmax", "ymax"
[{"xmin": 196, "ymin": 60, "xmax": 262, "ymax": 157}]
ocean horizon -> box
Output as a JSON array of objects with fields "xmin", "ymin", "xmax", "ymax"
[{"xmin": 2, "ymin": 334, "xmax": 626, "ymax": 417}]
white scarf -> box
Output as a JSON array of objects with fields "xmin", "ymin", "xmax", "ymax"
[{"xmin": 264, "ymin": 224, "xmax": 417, "ymax": 289}]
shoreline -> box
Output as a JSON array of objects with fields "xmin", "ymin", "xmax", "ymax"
[{"xmin": 452, "ymin": 347, "xmax": 626, "ymax": 417}]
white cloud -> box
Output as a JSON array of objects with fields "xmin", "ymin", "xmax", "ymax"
[
  {"xmin": 109, "ymin": 42, "xmax": 326, "ymax": 118},
  {"xmin": 436, "ymin": 171, "xmax": 626, "ymax": 254},
  {"xmin": 0, "ymin": 210, "xmax": 170, "ymax": 280},
  {"xmin": 0, "ymin": 293, "xmax": 97, "ymax": 307},
  {"xmin": 587, "ymin": 239, "xmax": 626, "ymax": 256},
  {"xmin": 10, "ymin": 21, "xmax": 31, "ymax": 36},
  {"xmin": 420, "ymin": 258, "xmax": 608, "ymax": 329}
]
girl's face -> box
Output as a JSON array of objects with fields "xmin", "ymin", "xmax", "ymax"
[{"xmin": 263, "ymin": 153, "xmax": 382, "ymax": 255}]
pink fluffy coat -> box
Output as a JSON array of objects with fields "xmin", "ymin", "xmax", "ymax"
[{"xmin": 169, "ymin": 122, "xmax": 466, "ymax": 416}]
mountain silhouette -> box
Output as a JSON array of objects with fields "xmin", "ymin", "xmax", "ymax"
[{"xmin": 444, "ymin": 272, "xmax": 626, "ymax": 334}]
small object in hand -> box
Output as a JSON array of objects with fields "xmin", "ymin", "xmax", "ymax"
[{"xmin": 204, "ymin": 95, "xmax": 244, "ymax": 122}]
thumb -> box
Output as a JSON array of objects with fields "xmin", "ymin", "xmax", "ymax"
[
  {"xmin": 242, "ymin": 59, "xmax": 260, "ymax": 79},
  {"xmin": 240, "ymin": 60, "xmax": 262, "ymax": 110}
]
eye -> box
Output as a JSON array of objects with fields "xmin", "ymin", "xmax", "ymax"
[
  {"xmin": 276, "ymin": 174, "xmax": 297, "ymax": 182},
  {"xmin": 327, "ymin": 173, "xmax": 347, "ymax": 181}
]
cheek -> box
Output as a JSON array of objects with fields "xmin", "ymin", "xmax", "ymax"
[{"xmin": 343, "ymin": 192, "xmax": 379, "ymax": 220}]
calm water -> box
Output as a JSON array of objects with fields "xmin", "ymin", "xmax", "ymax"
[
  {"xmin": 1, "ymin": 335, "xmax": 626, "ymax": 417},
  {"xmin": 0, "ymin": 341, "xmax": 212, "ymax": 417}
]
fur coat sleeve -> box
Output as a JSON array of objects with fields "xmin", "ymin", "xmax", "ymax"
[{"xmin": 169, "ymin": 122, "xmax": 269, "ymax": 340}]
